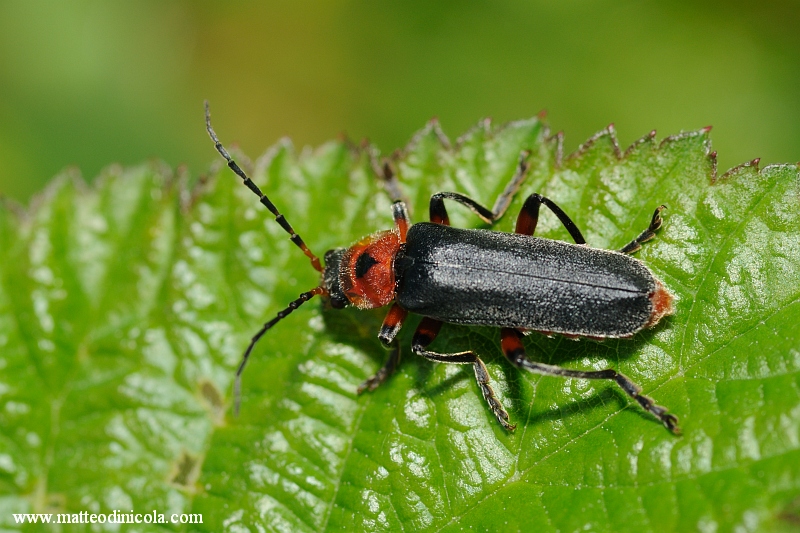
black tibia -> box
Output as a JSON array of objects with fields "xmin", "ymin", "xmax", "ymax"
[
  {"xmin": 429, "ymin": 192, "xmax": 494, "ymax": 226},
  {"xmin": 491, "ymin": 151, "xmax": 531, "ymax": 220},
  {"xmin": 359, "ymin": 304, "xmax": 409, "ymax": 393},
  {"xmin": 377, "ymin": 304, "xmax": 408, "ymax": 347},
  {"xmin": 429, "ymin": 151, "xmax": 531, "ymax": 226},
  {"xmin": 371, "ymin": 155, "xmax": 407, "ymax": 205},
  {"xmin": 370, "ymin": 154, "xmax": 411, "ymax": 240},
  {"xmin": 412, "ymin": 318, "xmax": 516, "ymax": 431},
  {"xmin": 620, "ymin": 205, "xmax": 666, "ymax": 254},
  {"xmin": 205, "ymin": 101, "xmax": 323, "ymax": 272},
  {"xmin": 500, "ymin": 328, "xmax": 680, "ymax": 434},
  {"xmin": 428, "ymin": 176, "xmax": 589, "ymax": 250},
  {"xmin": 392, "ymin": 201, "xmax": 411, "ymax": 241},
  {"xmin": 515, "ymin": 194, "xmax": 586, "ymax": 244},
  {"xmin": 234, "ymin": 287, "xmax": 325, "ymax": 414}
]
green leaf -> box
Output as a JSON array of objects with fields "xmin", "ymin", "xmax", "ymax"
[{"xmin": 1, "ymin": 118, "xmax": 799, "ymax": 532}]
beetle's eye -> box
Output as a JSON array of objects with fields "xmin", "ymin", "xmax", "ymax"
[{"xmin": 354, "ymin": 252, "xmax": 379, "ymax": 278}]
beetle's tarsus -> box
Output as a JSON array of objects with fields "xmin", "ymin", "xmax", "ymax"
[
  {"xmin": 356, "ymin": 376, "xmax": 381, "ymax": 395},
  {"xmin": 474, "ymin": 358, "xmax": 516, "ymax": 431},
  {"xmin": 615, "ymin": 371, "xmax": 681, "ymax": 434},
  {"xmin": 620, "ymin": 205, "xmax": 667, "ymax": 254},
  {"xmin": 358, "ymin": 343, "xmax": 401, "ymax": 394},
  {"xmin": 663, "ymin": 413, "xmax": 682, "ymax": 435}
]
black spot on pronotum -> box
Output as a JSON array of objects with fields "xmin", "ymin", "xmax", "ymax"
[{"xmin": 355, "ymin": 253, "xmax": 379, "ymax": 278}]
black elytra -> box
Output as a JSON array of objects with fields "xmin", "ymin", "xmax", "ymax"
[
  {"xmin": 396, "ymin": 223, "xmax": 666, "ymax": 337},
  {"xmin": 205, "ymin": 101, "xmax": 680, "ymax": 434}
]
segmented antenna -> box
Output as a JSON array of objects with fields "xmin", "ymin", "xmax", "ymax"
[
  {"xmin": 205, "ymin": 101, "xmax": 323, "ymax": 272},
  {"xmin": 234, "ymin": 286, "xmax": 327, "ymax": 414}
]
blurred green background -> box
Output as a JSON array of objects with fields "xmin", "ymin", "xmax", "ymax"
[{"xmin": 1, "ymin": 0, "xmax": 798, "ymax": 204}]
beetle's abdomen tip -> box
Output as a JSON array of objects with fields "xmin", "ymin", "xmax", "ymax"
[{"xmin": 646, "ymin": 280, "xmax": 675, "ymax": 328}]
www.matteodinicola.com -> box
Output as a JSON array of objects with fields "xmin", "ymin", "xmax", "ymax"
[{"xmin": 12, "ymin": 510, "xmax": 203, "ymax": 525}]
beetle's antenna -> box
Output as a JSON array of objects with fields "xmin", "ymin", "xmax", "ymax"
[
  {"xmin": 205, "ymin": 101, "xmax": 323, "ymax": 272},
  {"xmin": 234, "ymin": 286, "xmax": 326, "ymax": 415}
]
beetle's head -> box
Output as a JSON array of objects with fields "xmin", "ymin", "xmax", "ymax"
[
  {"xmin": 322, "ymin": 229, "xmax": 402, "ymax": 310},
  {"xmin": 322, "ymin": 247, "xmax": 350, "ymax": 309}
]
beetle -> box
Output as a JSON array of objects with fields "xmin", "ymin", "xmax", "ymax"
[{"xmin": 205, "ymin": 102, "xmax": 680, "ymax": 434}]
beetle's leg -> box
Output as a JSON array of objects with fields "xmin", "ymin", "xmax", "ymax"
[
  {"xmin": 371, "ymin": 155, "xmax": 410, "ymax": 207},
  {"xmin": 489, "ymin": 150, "xmax": 531, "ymax": 220},
  {"xmin": 358, "ymin": 304, "xmax": 408, "ymax": 393},
  {"xmin": 392, "ymin": 201, "xmax": 411, "ymax": 242},
  {"xmin": 429, "ymin": 192, "xmax": 494, "ymax": 226},
  {"xmin": 412, "ymin": 318, "xmax": 516, "ymax": 431},
  {"xmin": 619, "ymin": 205, "xmax": 666, "ymax": 254},
  {"xmin": 369, "ymin": 155, "xmax": 412, "ymax": 241},
  {"xmin": 500, "ymin": 328, "xmax": 680, "ymax": 433},
  {"xmin": 358, "ymin": 343, "xmax": 401, "ymax": 394},
  {"xmin": 515, "ymin": 194, "xmax": 586, "ymax": 244},
  {"xmin": 429, "ymin": 151, "xmax": 531, "ymax": 226}
]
